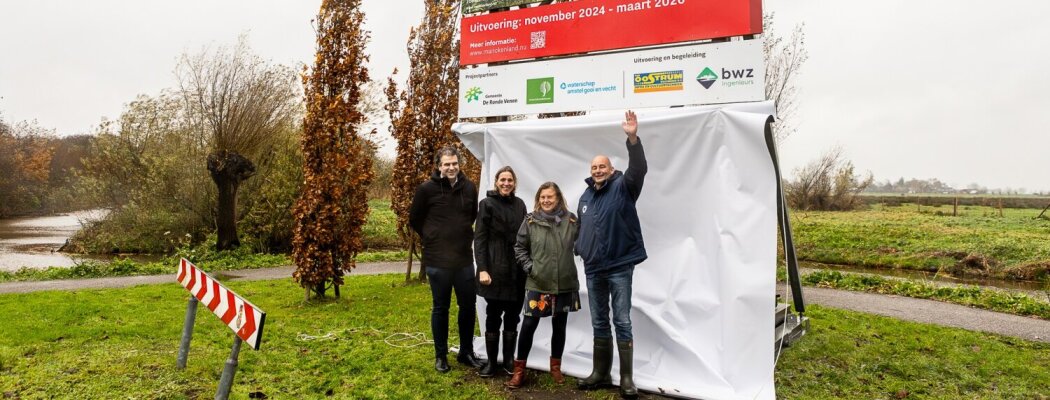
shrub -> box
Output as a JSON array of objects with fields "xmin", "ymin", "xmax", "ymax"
[{"xmin": 785, "ymin": 147, "xmax": 873, "ymax": 211}]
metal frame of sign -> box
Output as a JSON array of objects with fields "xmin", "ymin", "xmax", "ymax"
[{"xmin": 463, "ymin": 0, "xmax": 545, "ymax": 15}]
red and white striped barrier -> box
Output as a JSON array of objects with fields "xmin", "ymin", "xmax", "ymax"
[{"xmin": 177, "ymin": 258, "xmax": 267, "ymax": 350}]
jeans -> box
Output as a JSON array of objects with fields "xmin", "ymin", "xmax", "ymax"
[
  {"xmin": 586, "ymin": 265, "xmax": 634, "ymax": 341},
  {"xmin": 426, "ymin": 266, "xmax": 477, "ymax": 358}
]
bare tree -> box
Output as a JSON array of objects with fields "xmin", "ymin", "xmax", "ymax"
[
  {"xmin": 177, "ymin": 38, "xmax": 300, "ymax": 250},
  {"xmin": 785, "ymin": 147, "xmax": 874, "ymax": 211},
  {"xmin": 764, "ymin": 13, "xmax": 809, "ymax": 143},
  {"xmin": 357, "ymin": 79, "xmax": 388, "ymax": 127}
]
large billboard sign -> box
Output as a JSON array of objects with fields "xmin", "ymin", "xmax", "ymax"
[
  {"xmin": 458, "ymin": 40, "xmax": 764, "ymax": 118},
  {"xmin": 460, "ymin": 0, "xmax": 762, "ymax": 65}
]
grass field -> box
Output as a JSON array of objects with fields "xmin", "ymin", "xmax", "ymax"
[
  {"xmin": 360, "ymin": 199, "xmax": 403, "ymax": 250},
  {"xmin": 798, "ymin": 269, "xmax": 1050, "ymax": 319},
  {"xmin": 791, "ymin": 204, "xmax": 1050, "ymax": 281},
  {"xmin": 2, "ymin": 274, "xmax": 1048, "ymax": 399}
]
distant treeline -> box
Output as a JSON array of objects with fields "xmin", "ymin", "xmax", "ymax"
[
  {"xmin": 860, "ymin": 194, "xmax": 1050, "ymax": 209},
  {"xmin": 0, "ymin": 118, "xmax": 98, "ymax": 218},
  {"xmin": 866, "ymin": 177, "xmax": 1045, "ymax": 197}
]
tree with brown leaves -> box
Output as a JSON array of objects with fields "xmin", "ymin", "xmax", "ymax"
[
  {"xmin": 292, "ymin": 0, "xmax": 374, "ymax": 299},
  {"xmin": 0, "ymin": 118, "xmax": 55, "ymax": 218},
  {"xmin": 387, "ymin": 0, "xmax": 480, "ymax": 282}
]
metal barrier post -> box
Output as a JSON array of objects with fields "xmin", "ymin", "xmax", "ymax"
[
  {"xmin": 215, "ymin": 336, "xmax": 243, "ymax": 400},
  {"xmin": 176, "ymin": 296, "xmax": 199, "ymax": 369}
]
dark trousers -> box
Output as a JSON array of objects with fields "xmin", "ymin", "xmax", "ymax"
[
  {"xmin": 516, "ymin": 312, "xmax": 568, "ymax": 361},
  {"xmin": 426, "ymin": 266, "xmax": 477, "ymax": 358},
  {"xmin": 484, "ymin": 298, "xmax": 523, "ymax": 333}
]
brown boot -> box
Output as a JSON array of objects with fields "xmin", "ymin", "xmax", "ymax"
[
  {"xmin": 505, "ymin": 360, "xmax": 528, "ymax": 389},
  {"xmin": 550, "ymin": 357, "xmax": 564, "ymax": 384}
]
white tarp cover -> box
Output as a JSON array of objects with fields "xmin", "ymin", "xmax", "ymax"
[{"xmin": 454, "ymin": 102, "xmax": 776, "ymax": 400}]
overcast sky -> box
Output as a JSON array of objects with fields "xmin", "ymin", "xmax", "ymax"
[{"xmin": 1, "ymin": 0, "xmax": 1047, "ymax": 191}]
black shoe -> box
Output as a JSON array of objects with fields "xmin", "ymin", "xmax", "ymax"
[
  {"xmin": 435, "ymin": 356, "xmax": 450, "ymax": 373},
  {"xmin": 456, "ymin": 352, "xmax": 485, "ymax": 369}
]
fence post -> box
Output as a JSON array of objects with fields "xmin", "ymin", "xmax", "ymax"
[{"xmin": 176, "ymin": 296, "xmax": 199, "ymax": 369}]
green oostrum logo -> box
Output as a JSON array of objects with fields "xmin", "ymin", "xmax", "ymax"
[
  {"xmin": 526, "ymin": 77, "xmax": 554, "ymax": 104},
  {"xmin": 697, "ymin": 67, "xmax": 717, "ymax": 89},
  {"xmin": 464, "ymin": 87, "xmax": 482, "ymax": 102}
]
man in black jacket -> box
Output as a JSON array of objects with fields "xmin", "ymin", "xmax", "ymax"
[
  {"xmin": 576, "ymin": 110, "xmax": 647, "ymax": 398},
  {"xmin": 409, "ymin": 145, "xmax": 484, "ymax": 373}
]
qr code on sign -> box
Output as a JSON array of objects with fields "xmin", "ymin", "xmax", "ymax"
[{"xmin": 530, "ymin": 31, "xmax": 546, "ymax": 49}]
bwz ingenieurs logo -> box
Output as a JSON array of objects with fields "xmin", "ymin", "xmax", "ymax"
[
  {"xmin": 697, "ymin": 67, "xmax": 756, "ymax": 89},
  {"xmin": 633, "ymin": 70, "xmax": 684, "ymax": 93},
  {"xmin": 464, "ymin": 87, "xmax": 483, "ymax": 103},
  {"xmin": 696, "ymin": 67, "xmax": 718, "ymax": 89},
  {"xmin": 526, "ymin": 77, "xmax": 554, "ymax": 104}
]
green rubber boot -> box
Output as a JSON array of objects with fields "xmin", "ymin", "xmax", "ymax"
[
  {"xmin": 617, "ymin": 340, "xmax": 637, "ymax": 398},
  {"xmin": 577, "ymin": 337, "xmax": 613, "ymax": 390}
]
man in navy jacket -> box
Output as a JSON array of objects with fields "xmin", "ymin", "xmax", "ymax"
[{"xmin": 576, "ymin": 110, "xmax": 647, "ymax": 398}]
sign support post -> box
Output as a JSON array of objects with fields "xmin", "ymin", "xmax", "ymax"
[
  {"xmin": 176, "ymin": 296, "xmax": 199, "ymax": 369},
  {"xmin": 215, "ymin": 336, "xmax": 243, "ymax": 400}
]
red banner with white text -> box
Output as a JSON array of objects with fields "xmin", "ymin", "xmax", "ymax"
[{"xmin": 460, "ymin": 0, "xmax": 762, "ymax": 65}]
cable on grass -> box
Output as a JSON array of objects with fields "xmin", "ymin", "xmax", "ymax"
[{"xmin": 295, "ymin": 327, "xmax": 450, "ymax": 349}]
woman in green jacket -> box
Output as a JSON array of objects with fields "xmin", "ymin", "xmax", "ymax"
[{"xmin": 505, "ymin": 181, "xmax": 581, "ymax": 389}]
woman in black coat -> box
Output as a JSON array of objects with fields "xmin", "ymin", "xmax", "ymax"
[{"xmin": 474, "ymin": 166, "xmax": 528, "ymax": 377}]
